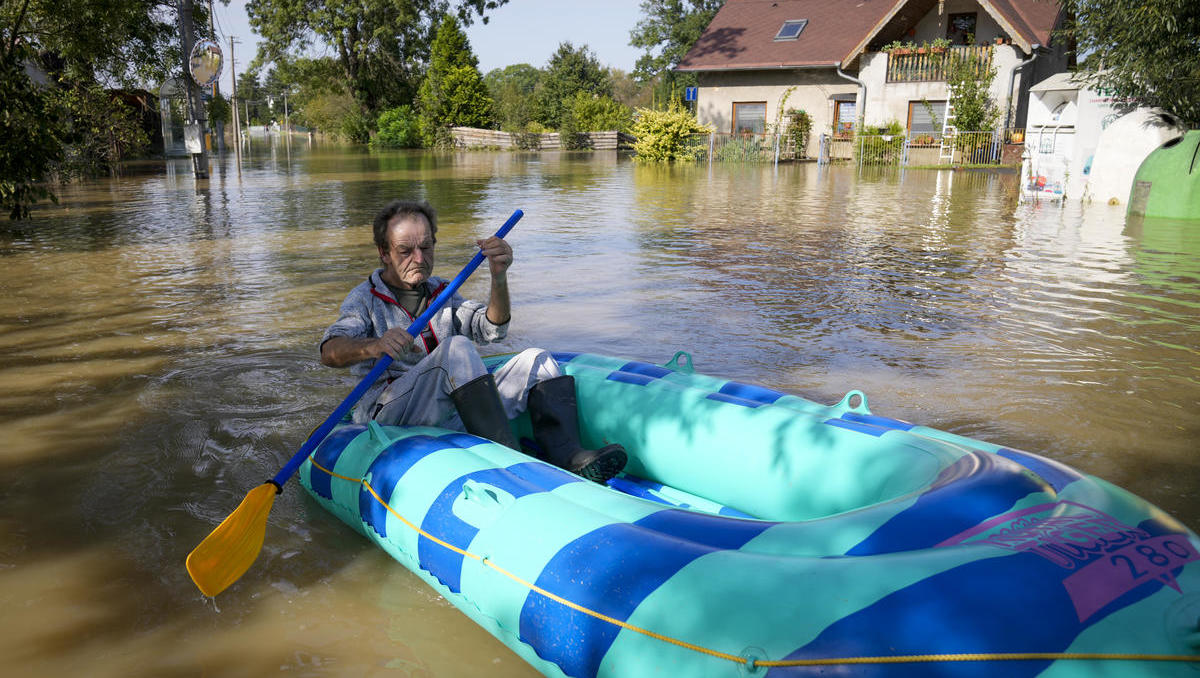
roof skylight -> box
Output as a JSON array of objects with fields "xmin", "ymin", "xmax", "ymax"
[{"xmin": 774, "ymin": 19, "xmax": 808, "ymax": 41}]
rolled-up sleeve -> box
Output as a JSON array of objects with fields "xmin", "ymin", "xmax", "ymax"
[
  {"xmin": 320, "ymin": 288, "xmax": 373, "ymax": 350},
  {"xmin": 451, "ymin": 296, "xmax": 508, "ymax": 343}
]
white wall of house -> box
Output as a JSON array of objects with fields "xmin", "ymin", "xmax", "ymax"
[
  {"xmin": 859, "ymin": 45, "xmax": 1026, "ymax": 131},
  {"xmin": 696, "ymin": 69, "xmax": 858, "ymax": 148}
]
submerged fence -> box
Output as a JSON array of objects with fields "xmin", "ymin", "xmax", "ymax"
[
  {"xmin": 682, "ymin": 131, "xmax": 1017, "ymax": 167},
  {"xmin": 819, "ymin": 130, "xmax": 1021, "ymax": 167},
  {"xmin": 686, "ymin": 133, "xmax": 811, "ymax": 163}
]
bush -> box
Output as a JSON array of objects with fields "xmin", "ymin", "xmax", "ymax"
[
  {"xmin": 786, "ymin": 108, "xmax": 812, "ymax": 158},
  {"xmin": 631, "ymin": 102, "xmax": 712, "ymax": 162},
  {"xmin": 340, "ymin": 110, "xmax": 373, "ymax": 144},
  {"xmin": 566, "ymin": 92, "xmax": 633, "ymax": 132},
  {"xmin": 371, "ymin": 106, "xmax": 422, "ymax": 148}
]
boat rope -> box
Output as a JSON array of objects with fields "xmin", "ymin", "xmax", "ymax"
[{"xmin": 308, "ymin": 455, "xmax": 1200, "ymax": 670}]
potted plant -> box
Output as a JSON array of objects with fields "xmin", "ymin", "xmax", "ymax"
[{"xmin": 931, "ymin": 38, "xmax": 951, "ymax": 53}]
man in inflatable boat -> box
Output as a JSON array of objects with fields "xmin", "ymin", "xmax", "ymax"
[{"xmin": 319, "ymin": 199, "xmax": 626, "ymax": 483}]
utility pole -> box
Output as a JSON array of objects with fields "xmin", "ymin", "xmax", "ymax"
[
  {"xmin": 229, "ymin": 35, "xmax": 242, "ymax": 170},
  {"xmin": 178, "ymin": 0, "xmax": 210, "ymax": 178},
  {"xmin": 208, "ymin": 0, "xmax": 222, "ymax": 150}
]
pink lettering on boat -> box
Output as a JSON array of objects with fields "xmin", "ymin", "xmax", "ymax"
[{"xmin": 938, "ymin": 502, "xmax": 1200, "ymax": 621}]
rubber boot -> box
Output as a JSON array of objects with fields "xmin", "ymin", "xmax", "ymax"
[
  {"xmin": 527, "ymin": 375, "xmax": 626, "ymax": 483},
  {"xmin": 449, "ymin": 373, "xmax": 518, "ymax": 449}
]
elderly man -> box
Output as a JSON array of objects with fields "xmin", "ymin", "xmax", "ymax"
[{"xmin": 319, "ymin": 200, "xmax": 625, "ymax": 483}]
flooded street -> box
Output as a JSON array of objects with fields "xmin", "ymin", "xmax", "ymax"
[{"xmin": 1, "ymin": 144, "xmax": 1197, "ymax": 676}]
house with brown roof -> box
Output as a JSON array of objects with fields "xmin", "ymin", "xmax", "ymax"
[{"xmin": 677, "ymin": 0, "xmax": 1069, "ymax": 153}]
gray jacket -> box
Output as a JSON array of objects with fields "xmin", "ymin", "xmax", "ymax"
[{"xmin": 320, "ymin": 269, "xmax": 508, "ymax": 386}]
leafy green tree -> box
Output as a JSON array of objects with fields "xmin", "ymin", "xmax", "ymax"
[
  {"xmin": 631, "ymin": 101, "xmax": 712, "ymax": 161},
  {"xmin": 484, "ymin": 63, "xmax": 542, "ymax": 131},
  {"xmin": 1058, "ymin": 0, "xmax": 1200, "ymax": 125},
  {"xmin": 247, "ymin": 0, "xmax": 506, "ymax": 116},
  {"xmin": 207, "ymin": 92, "xmax": 231, "ymax": 127},
  {"xmin": 947, "ymin": 55, "xmax": 999, "ymax": 132},
  {"xmin": 1, "ymin": 0, "xmax": 178, "ymax": 218},
  {"xmin": 629, "ymin": 0, "xmax": 723, "ymax": 104},
  {"xmin": 535, "ymin": 42, "xmax": 612, "ymax": 128},
  {"xmin": 1, "ymin": 0, "xmax": 179, "ymax": 87},
  {"xmin": 609, "ymin": 67, "xmax": 653, "ymax": 110},
  {"xmin": 417, "ymin": 14, "xmax": 495, "ymax": 146},
  {"xmin": 564, "ymin": 92, "xmax": 633, "ymax": 133},
  {"xmin": 236, "ymin": 70, "xmax": 270, "ymax": 126},
  {"xmin": 0, "ymin": 49, "xmax": 60, "ymax": 219},
  {"xmin": 256, "ymin": 56, "xmax": 353, "ymax": 134},
  {"xmin": 49, "ymin": 83, "xmax": 151, "ymax": 178}
]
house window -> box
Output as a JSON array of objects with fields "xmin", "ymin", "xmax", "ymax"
[
  {"xmin": 947, "ymin": 13, "xmax": 977, "ymax": 44},
  {"xmin": 833, "ymin": 100, "xmax": 856, "ymax": 136},
  {"xmin": 732, "ymin": 102, "xmax": 767, "ymax": 134},
  {"xmin": 907, "ymin": 100, "xmax": 947, "ymax": 141},
  {"xmin": 774, "ymin": 20, "xmax": 808, "ymax": 41}
]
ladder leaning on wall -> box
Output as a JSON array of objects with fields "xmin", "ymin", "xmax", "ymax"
[{"xmin": 939, "ymin": 90, "xmax": 957, "ymax": 163}]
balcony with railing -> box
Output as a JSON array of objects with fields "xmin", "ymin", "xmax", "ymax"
[{"xmin": 885, "ymin": 45, "xmax": 993, "ymax": 83}]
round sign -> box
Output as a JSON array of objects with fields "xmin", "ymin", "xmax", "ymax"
[{"xmin": 189, "ymin": 40, "xmax": 223, "ymax": 88}]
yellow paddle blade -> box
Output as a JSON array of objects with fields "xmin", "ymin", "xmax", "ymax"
[{"xmin": 186, "ymin": 482, "xmax": 278, "ymax": 597}]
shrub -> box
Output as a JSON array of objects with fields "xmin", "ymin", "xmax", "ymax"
[
  {"xmin": 372, "ymin": 106, "xmax": 422, "ymax": 148},
  {"xmin": 340, "ymin": 110, "xmax": 373, "ymax": 144},
  {"xmin": 785, "ymin": 108, "xmax": 812, "ymax": 158},
  {"xmin": 566, "ymin": 92, "xmax": 633, "ymax": 132},
  {"xmin": 631, "ymin": 102, "xmax": 713, "ymax": 162}
]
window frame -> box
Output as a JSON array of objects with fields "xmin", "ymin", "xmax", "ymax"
[
  {"xmin": 833, "ymin": 100, "xmax": 857, "ymax": 137},
  {"xmin": 906, "ymin": 100, "xmax": 947, "ymax": 141},
  {"xmin": 731, "ymin": 101, "xmax": 768, "ymax": 135},
  {"xmin": 774, "ymin": 19, "xmax": 808, "ymax": 41},
  {"xmin": 946, "ymin": 12, "xmax": 977, "ymax": 45}
]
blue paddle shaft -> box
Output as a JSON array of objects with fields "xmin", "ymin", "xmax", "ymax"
[{"xmin": 270, "ymin": 209, "xmax": 524, "ymax": 488}]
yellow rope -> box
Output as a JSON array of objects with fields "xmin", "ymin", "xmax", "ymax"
[{"xmin": 307, "ymin": 455, "xmax": 1200, "ymax": 669}]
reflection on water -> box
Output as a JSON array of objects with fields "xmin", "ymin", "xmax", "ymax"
[{"xmin": 0, "ymin": 145, "xmax": 1196, "ymax": 676}]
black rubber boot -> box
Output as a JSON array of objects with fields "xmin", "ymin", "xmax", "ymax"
[
  {"xmin": 449, "ymin": 373, "xmax": 518, "ymax": 449},
  {"xmin": 527, "ymin": 375, "xmax": 626, "ymax": 483}
]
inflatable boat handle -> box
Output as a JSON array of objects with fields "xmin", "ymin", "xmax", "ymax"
[{"xmin": 186, "ymin": 209, "xmax": 524, "ymax": 597}]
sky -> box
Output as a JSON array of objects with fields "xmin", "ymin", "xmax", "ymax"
[{"xmin": 209, "ymin": 0, "xmax": 646, "ymax": 96}]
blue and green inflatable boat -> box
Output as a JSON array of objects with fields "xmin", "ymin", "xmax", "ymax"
[{"xmin": 299, "ymin": 351, "xmax": 1200, "ymax": 676}]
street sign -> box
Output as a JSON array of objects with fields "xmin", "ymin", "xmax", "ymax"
[{"xmin": 685, "ymin": 86, "xmax": 698, "ymax": 102}]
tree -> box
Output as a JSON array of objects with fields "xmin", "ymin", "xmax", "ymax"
[
  {"xmin": 536, "ymin": 42, "xmax": 612, "ymax": 128},
  {"xmin": 484, "ymin": 63, "xmax": 542, "ymax": 131},
  {"xmin": 417, "ymin": 14, "xmax": 494, "ymax": 145},
  {"xmin": 0, "ymin": 48, "xmax": 60, "ymax": 219},
  {"xmin": 947, "ymin": 55, "xmax": 999, "ymax": 132},
  {"xmin": 0, "ymin": 0, "xmax": 180, "ymax": 218},
  {"xmin": 258, "ymin": 56, "xmax": 355, "ymax": 135},
  {"xmin": 609, "ymin": 67, "xmax": 653, "ymax": 110},
  {"xmin": 1058, "ymin": 0, "xmax": 1200, "ymax": 125},
  {"xmin": 236, "ymin": 70, "xmax": 269, "ymax": 125},
  {"xmin": 1, "ymin": 0, "xmax": 179, "ymax": 87},
  {"xmin": 629, "ymin": 0, "xmax": 723, "ymax": 104},
  {"xmin": 247, "ymin": 0, "xmax": 506, "ymax": 116}
]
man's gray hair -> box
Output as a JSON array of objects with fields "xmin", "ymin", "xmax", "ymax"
[{"xmin": 374, "ymin": 200, "xmax": 438, "ymax": 250}]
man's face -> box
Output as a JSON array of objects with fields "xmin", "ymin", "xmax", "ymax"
[{"xmin": 379, "ymin": 214, "xmax": 435, "ymax": 289}]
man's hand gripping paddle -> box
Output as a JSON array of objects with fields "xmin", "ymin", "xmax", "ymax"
[{"xmin": 186, "ymin": 209, "xmax": 524, "ymax": 597}]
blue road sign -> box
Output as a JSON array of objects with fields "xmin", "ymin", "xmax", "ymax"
[{"xmin": 685, "ymin": 86, "xmax": 697, "ymax": 102}]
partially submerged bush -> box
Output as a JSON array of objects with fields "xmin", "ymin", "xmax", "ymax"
[
  {"xmin": 371, "ymin": 106, "xmax": 422, "ymax": 148},
  {"xmin": 631, "ymin": 103, "xmax": 712, "ymax": 162}
]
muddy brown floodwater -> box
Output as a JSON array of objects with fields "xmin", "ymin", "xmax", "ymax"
[{"xmin": 0, "ymin": 144, "xmax": 1196, "ymax": 677}]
